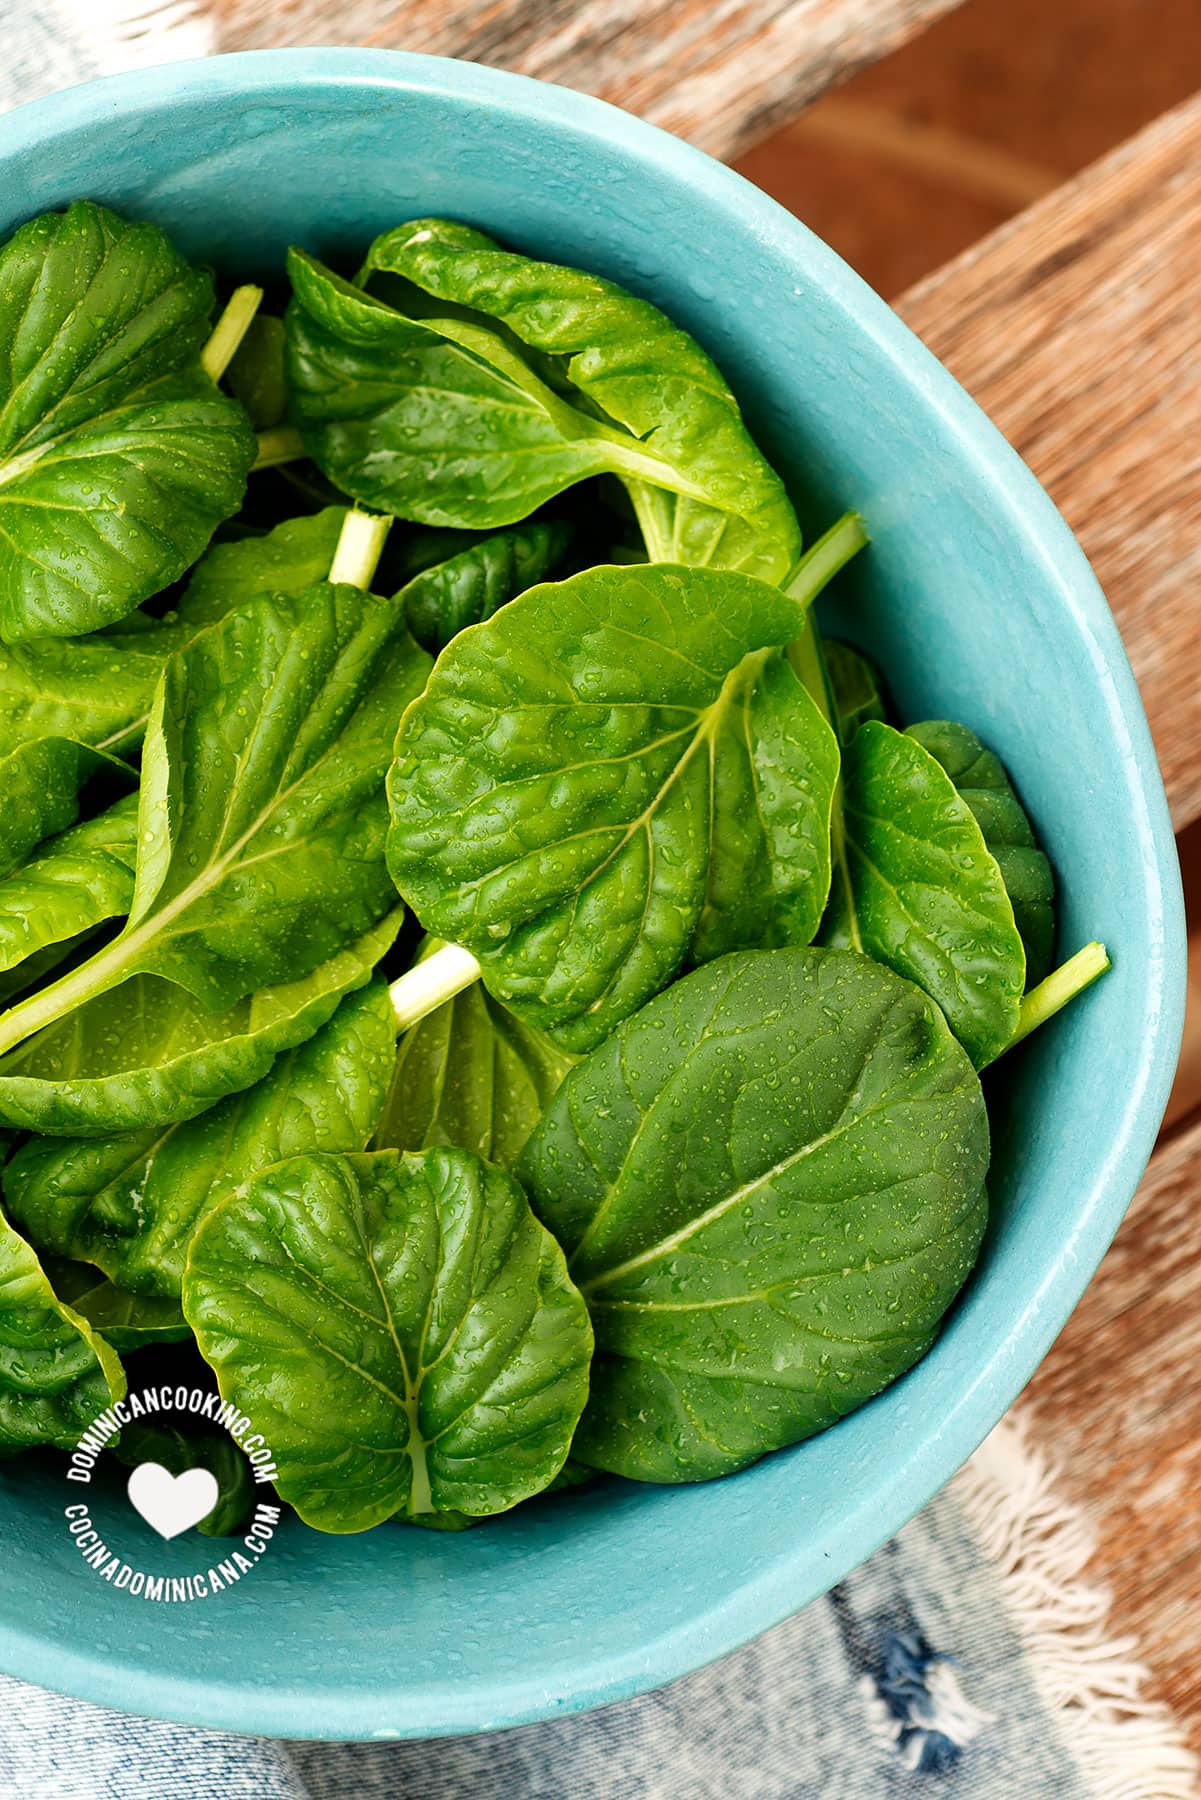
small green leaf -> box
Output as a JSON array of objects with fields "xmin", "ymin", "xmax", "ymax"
[
  {"xmin": 183, "ymin": 1146, "xmax": 593, "ymax": 1531},
  {"xmin": 906, "ymin": 720, "xmax": 1055, "ymax": 986},
  {"xmin": 520, "ymin": 948, "xmax": 988, "ymax": 1483},
  {"xmin": 824, "ymin": 639, "xmax": 888, "ymax": 742},
  {"xmin": 0, "ymin": 793, "xmax": 139, "ymax": 982},
  {"xmin": 175, "ymin": 505, "xmax": 347, "ymax": 630},
  {"xmin": 387, "ymin": 562, "xmax": 837, "ymax": 1051},
  {"xmin": 400, "ymin": 521, "xmax": 572, "ymax": 654},
  {"xmin": 373, "ymin": 965, "xmax": 574, "ymax": 1167},
  {"xmin": 825, "ymin": 720, "xmax": 1026, "ymax": 1067},
  {"xmin": 41, "ymin": 1260, "xmax": 190, "ymax": 1351},
  {"xmin": 0, "ymin": 910, "xmax": 401, "ymax": 1135},
  {"xmin": 0, "ymin": 1207, "xmax": 125, "ymax": 1454},
  {"xmin": 0, "ymin": 202, "xmax": 256, "ymax": 640},
  {"xmin": 7, "ymin": 981, "xmax": 398, "ymax": 1291},
  {"xmin": 0, "ymin": 736, "xmax": 131, "ymax": 882},
  {"xmin": 224, "ymin": 314, "xmax": 289, "ymax": 430}
]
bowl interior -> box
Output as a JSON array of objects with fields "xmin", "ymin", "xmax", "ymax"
[{"xmin": 0, "ymin": 50, "xmax": 1184, "ymax": 1740}]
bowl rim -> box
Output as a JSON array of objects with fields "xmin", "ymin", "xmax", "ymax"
[{"xmin": 0, "ymin": 44, "xmax": 1186, "ymax": 1742}]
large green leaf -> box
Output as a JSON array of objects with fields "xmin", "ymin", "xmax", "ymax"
[
  {"xmin": 0, "ymin": 202, "xmax": 256, "ymax": 640},
  {"xmin": 387, "ymin": 563, "xmax": 838, "ymax": 1051},
  {"xmin": 183, "ymin": 1146, "xmax": 593, "ymax": 1531},
  {"xmin": 400, "ymin": 521, "xmax": 571, "ymax": 655},
  {"xmin": 823, "ymin": 720, "xmax": 1026, "ymax": 1067},
  {"xmin": 286, "ymin": 220, "xmax": 800, "ymax": 584},
  {"xmin": 0, "ymin": 584, "xmax": 429, "ymax": 1062},
  {"xmin": 521, "ymin": 948, "xmax": 988, "ymax": 1483},
  {"xmin": 0, "ymin": 1207, "xmax": 125, "ymax": 1453},
  {"xmin": 906, "ymin": 720, "xmax": 1055, "ymax": 986},
  {"xmin": 42, "ymin": 1259, "xmax": 190, "ymax": 1351},
  {"xmin": 373, "ymin": 961, "xmax": 574, "ymax": 1168},
  {"xmin": 6, "ymin": 980, "xmax": 398, "ymax": 1290},
  {"xmin": 0, "ymin": 793, "xmax": 138, "ymax": 983},
  {"xmin": 0, "ymin": 910, "xmax": 400, "ymax": 1135}
]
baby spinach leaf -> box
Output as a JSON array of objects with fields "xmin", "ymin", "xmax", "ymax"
[
  {"xmin": 520, "ymin": 947, "xmax": 988, "ymax": 1483},
  {"xmin": 906, "ymin": 720, "xmax": 1055, "ymax": 986},
  {"xmin": 825, "ymin": 639, "xmax": 888, "ymax": 742},
  {"xmin": 0, "ymin": 910, "xmax": 400, "ymax": 1136},
  {"xmin": 0, "ymin": 584, "xmax": 430, "ymax": 1061},
  {"xmin": 0, "ymin": 736, "xmax": 131, "ymax": 881},
  {"xmin": 183, "ymin": 1146, "xmax": 593, "ymax": 1531},
  {"xmin": 0, "ymin": 201, "xmax": 256, "ymax": 640},
  {"xmin": 224, "ymin": 314, "xmax": 288, "ymax": 430},
  {"xmin": 115, "ymin": 1421, "xmax": 255, "ymax": 1536},
  {"xmin": 6, "ymin": 981, "xmax": 398, "ymax": 1292},
  {"xmin": 0, "ymin": 794, "xmax": 138, "ymax": 983},
  {"xmin": 387, "ymin": 562, "xmax": 838, "ymax": 1051},
  {"xmin": 401, "ymin": 520, "xmax": 572, "ymax": 654},
  {"xmin": 0, "ymin": 508, "xmax": 352, "ymax": 770},
  {"xmin": 373, "ymin": 953, "xmax": 574, "ymax": 1167},
  {"xmin": 0, "ymin": 625, "xmax": 181, "ymax": 763},
  {"xmin": 286, "ymin": 220, "xmax": 800, "ymax": 583},
  {"xmin": 0, "ymin": 1207, "xmax": 125, "ymax": 1453},
  {"xmin": 41, "ymin": 1260, "xmax": 190, "ymax": 1351},
  {"xmin": 824, "ymin": 720, "xmax": 1026, "ymax": 1067},
  {"xmin": 175, "ymin": 505, "xmax": 347, "ymax": 630}
]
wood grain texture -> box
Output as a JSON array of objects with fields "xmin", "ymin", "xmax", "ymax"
[
  {"xmin": 898, "ymin": 95, "xmax": 1201, "ymax": 831},
  {"xmin": 214, "ymin": 0, "xmax": 963, "ymax": 161},
  {"xmin": 1018, "ymin": 1105, "xmax": 1201, "ymax": 1754}
]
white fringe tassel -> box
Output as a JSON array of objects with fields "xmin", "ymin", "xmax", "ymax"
[
  {"xmin": 50, "ymin": 0, "xmax": 214, "ymax": 74},
  {"xmin": 953, "ymin": 1415, "xmax": 1200, "ymax": 1800}
]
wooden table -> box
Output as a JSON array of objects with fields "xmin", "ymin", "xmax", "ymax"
[{"xmin": 220, "ymin": 0, "xmax": 1201, "ymax": 1749}]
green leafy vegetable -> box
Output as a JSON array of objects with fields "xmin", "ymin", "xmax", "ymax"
[
  {"xmin": 0, "ymin": 625, "xmax": 182, "ymax": 763},
  {"xmin": 0, "ymin": 584, "xmax": 429, "ymax": 1063},
  {"xmin": 183, "ymin": 1146, "xmax": 593, "ymax": 1531},
  {"xmin": 821, "ymin": 720, "xmax": 1026, "ymax": 1068},
  {"xmin": 0, "ymin": 1207, "xmax": 126, "ymax": 1453},
  {"xmin": 286, "ymin": 219, "xmax": 800, "ymax": 582},
  {"xmin": 387, "ymin": 562, "xmax": 838, "ymax": 1051},
  {"xmin": 176, "ymin": 505, "xmax": 347, "ymax": 629},
  {"xmin": 374, "ymin": 952, "xmax": 574, "ymax": 1167},
  {"xmin": 0, "ymin": 201, "xmax": 256, "ymax": 640},
  {"xmin": 6, "ymin": 981, "xmax": 397, "ymax": 1291},
  {"xmin": 0, "ymin": 736, "xmax": 131, "ymax": 880},
  {"xmin": 0, "ymin": 794, "xmax": 138, "ymax": 985},
  {"xmin": 0, "ymin": 910, "xmax": 400, "ymax": 1136},
  {"xmin": 400, "ymin": 520, "xmax": 572, "ymax": 654},
  {"xmin": 42, "ymin": 1260, "xmax": 190, "ymax": 1351},
  {"xmin": 224, "ymin": 314, "xmax": 289, "ymax": 429},
  {"xmin": 825, "ymin": 639, "xmax": 888, "ymax": 742},
  {"xmin": 521, "ymin": 947, "xmax": 988, "ymax": 1482},
  {"xmin": 906, "ymin": 720, "xmax": 1054, "ymax": 985}
]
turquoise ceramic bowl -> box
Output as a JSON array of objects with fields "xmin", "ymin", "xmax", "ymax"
[{"xmin": 0, "ymin": 49, "xmax": 1184, "ymax": 1741}]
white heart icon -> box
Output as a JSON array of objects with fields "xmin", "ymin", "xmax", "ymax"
[{"xmin": 127, "ymin": 1462, "xmax": 220, "ymax": 1540}]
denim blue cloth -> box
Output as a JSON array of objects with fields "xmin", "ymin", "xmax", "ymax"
[{"xmin": 0, "ymin": 1486, "xmax": 1088, "ymax": 1799}]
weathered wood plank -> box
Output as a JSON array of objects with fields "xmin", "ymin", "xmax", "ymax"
[
  {"xmin": 898, "ymin": 95, "xmax": 1201, "ymax": 831},
  {"xmin": 214, "ymin": 0, "xmax": 963, "ymax": 161},
  {"xmin": 1018, "ymin": 1104, "xmax": 1201, "ymax": 1754}
]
